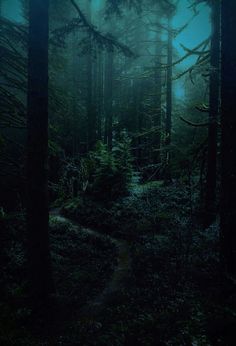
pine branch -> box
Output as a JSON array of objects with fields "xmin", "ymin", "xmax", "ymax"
[
  {"xmin": 162, "ymin": 37, "xmax": 210, "ymax": 68},
  {"xmin": 179, "ymin": 116, "xmax": 220, "ymax": 127},
  {"xmin": 51, "ymin": 0, "xmax": 135, "ymax": 57}
]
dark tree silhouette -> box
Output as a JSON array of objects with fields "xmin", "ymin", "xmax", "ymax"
[
  {"xmin": 86, "ymin": 0, "xmax": 97, "ymax": 150},
  {"xmin": 27, "ymin": 0, "xmax": 54, "ymax": 302},
  {"xmin": 153, "ymin": 26, "xmax": 162, "ymax": 166},
  {"xmin": 164, "ymin": 15, "xmax": 173, "ymax": 183},
  {"xmin": 204, "ymin": 0, "xmax": 221, "ymax": 227},
  {"xmin": 104, "ymin": 49, "xmax": 114, "ymax": 150},
  {"xmin": 220, "ymin": 0, "xmax": 236, "ymax": 291}
]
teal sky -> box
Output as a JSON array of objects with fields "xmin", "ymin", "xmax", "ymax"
[
  {"xmin": 3, "ymin": 0, "xmax": 211, "ymax": 62},
  {"xmin": 173, "ymin": 0, "xmax": 211, "ymax": 67},
  {"xmin": 172, "ymin": 1, "xmax": 211, "ymax": 98},
  {"xmin": 2, "ymin": 0, "xmax": 22, "ymax": 21},
  {"xmin": 3, "ymin": 0, "xmax": 211, "ymax": 99}
]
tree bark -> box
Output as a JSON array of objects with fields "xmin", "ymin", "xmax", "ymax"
[
  {"xmin": 27, "ymin": 0, "xmax": 54, "ymax": 302},
  {"xmin": 204, "ymin": 0, "xmax": 221, "ymax": 227},
  {"xmin": 164, "ymin": 16, "xmax": 173, "ymax": 183},
  {"xmin": 153, "ymin": 27, "xmax": 162, "ymax": 166},
  {"xmin": 220, "ymin": 0, "xmax": 236, "ymax": 291},
  {"xmin": 86, "ymin": 0, "xmax": 96, "ymax": 150},
  {"xmin": 104, "ymin": 49, "xmax": 114, "ymax": 150},
  {"xmin": 97, "ymin": 49, "xmax": 104, "ymax": 141}
]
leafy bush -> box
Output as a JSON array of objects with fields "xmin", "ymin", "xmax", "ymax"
[
  {"xmin": 55, "ymin": 133, "xmax": 133, "ymax": 203},
  {"xmin": 88, "ymin": 141, "xmax": 118, "ymax": 200},
  {"xmin": 84, "ymin": 134, "xmax": 133, "ymax": 201}
]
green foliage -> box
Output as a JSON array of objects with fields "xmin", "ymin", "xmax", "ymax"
[
  {"xmin": 113, "ymin": 131, "xmax": 133, "ymax": 189},
  {"xmin": 62, "ymin": 181, "xmax": 193, "ymax": 242},
  {"xmin": 49, "ymin": 216, "xmax": 116, "ymax": 301},
  {"xmin": 83, "ymin": 135, "xmax": 133, "ymax": 201},
  {"xmin": 62, "ymin": 182, "xmax": 219, "ymax": 345},
  {"xmin": 55, "ymin": 134, "xmax": 133, "ymax": 204},
  {"xmin": 88, "ymin": 141, "xmax": 117, "ymax": 200}
]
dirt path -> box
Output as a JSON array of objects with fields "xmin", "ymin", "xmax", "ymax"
[{"xmin": 50, "ymin": 209, "xmax": 132, "ymax": 317}]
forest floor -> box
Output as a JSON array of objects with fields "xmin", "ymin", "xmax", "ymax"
[
  {"xmin": 50, "ymin": 209, "xmax": 132, "ymax": 318},
  {"xmin": 1, "ymin": 182, "xmax": 235, "ymax": 345}
]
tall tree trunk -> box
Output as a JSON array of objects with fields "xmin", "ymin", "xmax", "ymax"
[
  {"xmin": 137, "ymin": 84, "xmax": 143, "ymax": 165},
  {"xmin": 164, "ymin": 16, "xmax": 173, "ymax": 183},
  {"xmin": 97, "ymin": 49, "xmax": 104, "ymax": 141},
  {"xmin": 220, "ymin": 0, "xmax": 236, "ymax": 292},
  {"xmin": 71, "ymin": 31, "xmax": 80, "ymax": 156},
  {"xmin": 95, "ymin": 7, "xmax": 103, "ymax": 142},
  {"xmin": 86, "ymin": 0, "xmax": 96, "ymax": 150},
  {"xmin": 204, "ymin": 0, "xmax": 221, "ymax": 227},
  {"xmin": 153, "ymin": 27, "xmax": 162, "ymax": 166},
  {"xmin": 132, "ymin": 80, "xmax": 143, "ymax": 164},
  {"xmin": 104, "ymin": 49, "xmax": 113, "ymax": 150},
  {"xmin": 27, "ymin": 0, "xmax": 53, "ymax": 302}
]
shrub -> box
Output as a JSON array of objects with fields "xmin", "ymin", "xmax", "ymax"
[{"xmin": 84, "ymin": 134, "xmax": 133, "ymax": 201}]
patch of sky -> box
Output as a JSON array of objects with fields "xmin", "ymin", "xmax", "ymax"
[
  {"xmin": 173, "ymin": 0, "xmax": 211, "ymax": 68},
  {"xmin": 2, "ymin": 0, "xmax": 22, "ymax": 23},
  {"xmin": 172, "ymin": 0, "xmax": 211, "ymax": 98}
]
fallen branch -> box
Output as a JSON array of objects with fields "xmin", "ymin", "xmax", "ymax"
[{"xmin": 179, "ymin": 116, "xmax": 220, "ymax": 127}]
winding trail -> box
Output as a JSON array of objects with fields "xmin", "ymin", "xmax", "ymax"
[{"xmin": 50, "ymin": 209, "xmax": 132, "ymax": 317}]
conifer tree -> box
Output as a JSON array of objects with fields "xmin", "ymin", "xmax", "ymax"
[{"xmin": 27, "ymin": 0, "xmax": 54, "ymax": 302}]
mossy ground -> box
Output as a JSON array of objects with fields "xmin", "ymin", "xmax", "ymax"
[{"xmin": 0, "ymin": 182, "xmax": 235, "ymax": 345}]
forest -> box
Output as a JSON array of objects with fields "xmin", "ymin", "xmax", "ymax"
[{"xmin": 0, "ymin": 0, "xmax": 236, "ymax": 345}]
